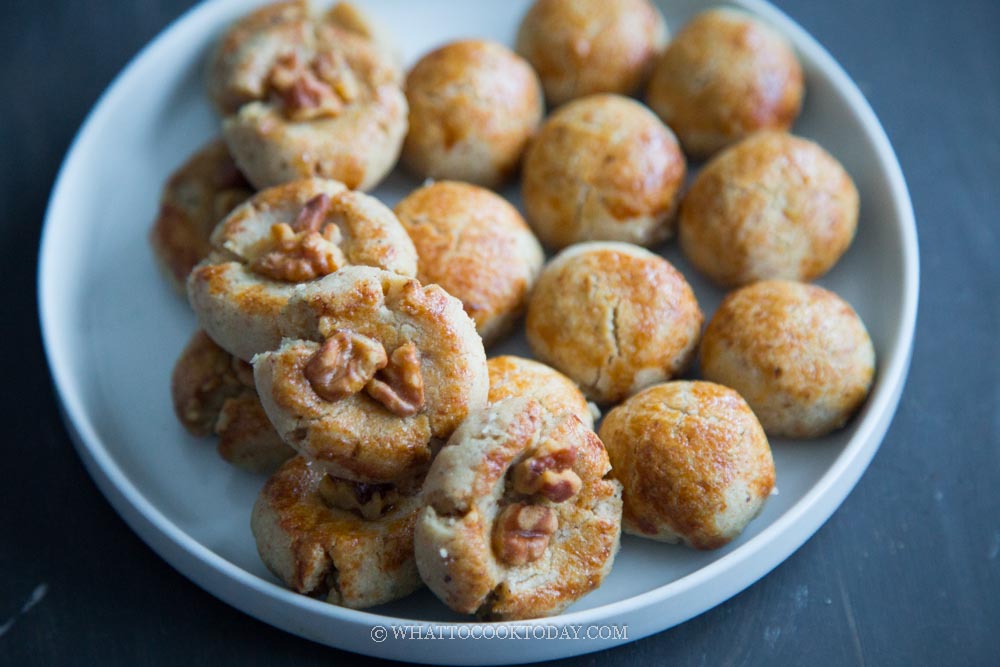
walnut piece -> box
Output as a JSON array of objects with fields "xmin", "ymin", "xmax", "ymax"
[
  {"xmin": 511, "ymin": 439, "xmax": 582, "ymax": 503},
  {"xmin": 291, "ymin": 193, "xmax": 334, "ymax": 233},
  {"xmin": 250, "ymin": 195, "xmax": 346, "ymax": 282},
  {"xmin": 305, "ymin": 330, "xmax": 387, "ymax": 402},
  {"xmin": 267, "ymin": 51, "xmax": 358, "ymax": 121},
  {"xmin": 365, "ymin": 342, "xmax": 425, "ymax": 417},
  {"xmin": 318, "ymin": 475, "xmax": 398, "ymax": 521},
  {"xmin": 492, "ymin": 503, "xmax": 559, "ymax": 566}
]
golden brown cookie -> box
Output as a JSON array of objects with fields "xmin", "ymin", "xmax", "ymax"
[
  {"xmin": 171, "ymin": 330, "xmax": 294, "ymax": 473},
  {"xmin": 414, "ymin": 397, "xmax": 622, "ymax": 620},
  {"xmin": 402, "ymin": 40, "xmax": 543, "ymax": 188},
  {"xmin": 646, "ymin": 8, "xmax": 804, "ymax": 158},
  {"xmin": 186, "ymin": 178, "xmax": 417, "ymax": 361},
  {"xmin": 207, "ymin": 0, "xmax": 407, "ymax": 190},
  {"xmin": 487, "ymin": 356, "xmax": 596, "ymax": 430},
  {"xmin": 599, "ymin": 381, "xmax": 775, "ymax": 549},
  {"xmin": 521, "ymin": 94, "xmax": 686, "ymax": 249},
  {"xmin": 516, "ymin": 0, "xmax": 668, "ymax": 106},
  {"xmin": 149, "ymin": 139, "xmax": 253, "ymax": 293},
  {"xmin": 251, "ymin": 456, "xmax": 423, "ymax": 608},
  {"xmin": 252, "ymin": 266, "xmax": 488, "ymax": 483},
  {"xmin": 394, "ymin": 181, "xmax": 544, "ymax": 346},
  {"xmin": 526, "ymin": 242, "xmax": 703, "ymax": 404},
  {"xmin": 679, "ymin": 131, "xmax": 859, "ymax": 287},
  {"xmin": 699, "ymin": 280, "xmax": 876, "ymax": 438}
]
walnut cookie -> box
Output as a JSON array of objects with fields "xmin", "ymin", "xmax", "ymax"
[
  {"xmin": 599, "ymin": 381, "xmax": 775, "ymax": 549},
  {"xmin": 186, "ymin": 177, "xmax": 417, "ymax": 362},
  {"xmin": 207, "ymin": 0, "xmax": 407, "ymax": 191},
  {"xmin": 394, "ymin": 181, "xmax": 544, "ymax": 347},
  {"xmin": 646, "ymin": 8, "xmax": 804, "ymax": 158},
  {"xmin": 171, "ymin": 330, "xmax": 294, "ymax": 474},
  {"xmin": 402, "ymin": 39, "xmax": 543, "ymax": 188},
  {"xmin": 252, "ymin": 266, "xmax": 488, "ymax": 483},
  {"xmin": 521, "ymin": 94, "xmax": 686, "ymax": 250},
  {"xmin": 415, "ymin": 397, "xmax": 622, "ymax": 620},
  {"xmin": 699, "ymin": 280, "xmax": 875, "ymax": 439},
  {"xmin": 149, "ymin": 139, "xmax": 253, "ymax": 293},
  {"xmin": 251, "ymin": 455, "xmax": 424, "ymax": 609},
  {"xmin": 526, "ymin": 242, "xmax": 703, "ymax": 405},
  {"xmin": 679, "ymin": 131, "xmax": 859, "ymax": 287}
]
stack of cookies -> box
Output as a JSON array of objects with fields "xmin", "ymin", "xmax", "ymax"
[{"xmin": 151, "ymin": 0, "xmax": 876, "ymax": 621}]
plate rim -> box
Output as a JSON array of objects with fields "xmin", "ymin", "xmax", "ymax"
[{"xmin": 37, "ymin": 0, "xmax": 919, "ymax": 661}]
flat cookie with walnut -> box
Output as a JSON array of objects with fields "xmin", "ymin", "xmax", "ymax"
[
  {"xmin": 207, "ymin": 0, "xmax": 407, "ymax": 190},
  {"xmin": 187, "ymin": 177, "xmax": 416, "ymax": 361},
  {"xmin": 252, "ymin": 266, "xmax": 488, "ymax": 483},
  {"xmin": 414, "ymin": 397, "xmax": 622, "ymax": 620},
  {"xmin": 251, "ymin": 455, "xmax": 423, "ymax": 609},
  {"xmin": 149, "ymin": 139, "xmax": 253, "ymax": 293},
  {"xmin": 171, "ymin": 330, "xmax": 294, "ymax": 473}
]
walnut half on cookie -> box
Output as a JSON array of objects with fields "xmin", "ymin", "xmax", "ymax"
[
  {"xmin": 252, "ymin": 266, "xmax": 488, "ymax": 483},
  {"xmin": 414, "ymin": 397, "xmax": 622, "ymax": 620},
  {"xmin": 186, "ymin": 177, "xmax": 417, "ymax": 362}
]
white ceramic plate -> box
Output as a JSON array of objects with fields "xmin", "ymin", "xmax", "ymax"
[{"xmin": 38, "ymin": 0, "xmax": 918, "ymax": 663}]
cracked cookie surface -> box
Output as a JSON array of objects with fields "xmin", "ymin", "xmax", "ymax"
[
  {"xmin": 402, "ymin": 39, "xmax": 543, "ymax": 188},
  {"xmin": 699, "ymin": 280, "xmax": 875, "ymax": 438},
  {"xmin": 395, "ymin": 181, "xmax": 544, "ymax": 347},
  {"xmin": 599, "ymin": 381, "xmax": 775, "ymax": 549},
  {"xmin": 679, "ymin": 131, "xmax": 859, "ymax": 287},
  {"xmin": 646, "ymin": 8, "xmax": 804, "ymax": 158},
  {"xmin": 516, "ymin": 0, "xmax": 668, "ymax": 106},
  {"xmin": 487, "ymin": 356, "xmax": 596, "ymax": 430},
  {"xmin": 526, "ymin": 242, "xmax": 703, "ymax": 404},
  {"xmin": 414, "ymin": 397, "xmax": 622, "ymax": 620},
  {"xmin": 522, "ymin": 94, "xmax": 686, "ymax": 250}
]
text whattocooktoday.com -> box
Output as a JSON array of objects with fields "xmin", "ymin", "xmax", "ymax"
[{"xmin": 370, "ymin": 623, "xmax": 628, "ymax": 642}]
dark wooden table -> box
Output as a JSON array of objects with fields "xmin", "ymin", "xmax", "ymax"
[{"xmin": 3, "ymin": 0, "xmax": 998, "ymax": 664}]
